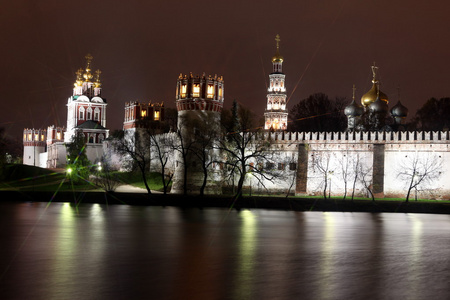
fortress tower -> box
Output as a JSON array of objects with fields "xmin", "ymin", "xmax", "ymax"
[
  {"xmin": 172, "ymin": 72, "xmax": 225, "ymax": 194},
  {"xmin": 23, "ymin": 128, "xmax": 47, "ymax": 167},
  {"xmin": 264, "ymin": 34, "xmax": 288, "ymax": 131}
]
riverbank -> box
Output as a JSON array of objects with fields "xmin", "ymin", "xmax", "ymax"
[{"xmin": 2, "ymin": 190, "xmax": 450, "ymax": 214}]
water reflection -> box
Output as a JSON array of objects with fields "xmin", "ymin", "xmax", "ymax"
[{"xmin": 0, "ymin": 203, "xmax": 449, "ymax": 300}]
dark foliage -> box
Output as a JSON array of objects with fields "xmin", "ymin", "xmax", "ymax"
[
  {"xmin": 289, "ymin": 93, "xmax": 347, "ymax": 132},
  {"xmin": 414, "ymin": 97, "xmax": 450, "ymax": 131}
]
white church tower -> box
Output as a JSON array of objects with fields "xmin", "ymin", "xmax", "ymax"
[
  {"xmin": 65, "ymin": 54, "xmax": 108, "ymax": 145},
  {"xmin": 264, "ymin": 34, "xmax": 288, "ymax": 131}
]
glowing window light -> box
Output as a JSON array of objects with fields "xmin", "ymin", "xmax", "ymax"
[
  {"xmin": 154, "ymin": 111, "xmax": 160, "ymax": 121},
  {"xmin": 218, "ymin": 86, "xmax": 223, "ymax": 98},
  {"xmin": 28, "ymin": 133, "xmax": 31, "ymax": 141},
  {"xmin": 193, "ymin": 84, "xmax": 200, "ymax": 97},
  {"xmin": 35, "ymin": 134, "xmax": 38, "ymax": 141},
  {"xmin": 41, "ymin": 134, "xmax": 45, "ymax": 141},
  {"xmin": 181, "ymin": 84, "xmax": 187, "ymax": 97},
  {"xmin": 141, "ymin": 110, "xmax": 147, "ymax": 117},
  {"xmin": 207, "ymin": 85, "xmax": 214, "ymax": 98},
  {"xmin": 57, "ymin": 132, "xmax": 61, "ymax": 140}
]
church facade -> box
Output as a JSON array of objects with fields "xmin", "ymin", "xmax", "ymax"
[{"xmin": 23, "ymin": 54, "xmax": 109, "ymax": 168}]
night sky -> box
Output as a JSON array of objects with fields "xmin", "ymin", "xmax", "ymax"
[{"xmin": 2, "ymin": 0, "xmax": 450, "ymax": 141}]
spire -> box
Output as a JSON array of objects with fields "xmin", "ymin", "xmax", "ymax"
[
  {"xmin": 83, "ymin": 53, "xmax": 94, "ymax": 81},
  {"xmin": 271, "ymin": 34, "xmax": 284, "ymax": 64},
  {"xmin": 371, "ymin": 61, "xmax": 378, "ymax": 83},
  {"xmin": 352, "ymin": 84, "xmax": 356, "ymax": 101},
  {"xmin": 94, "ymin": 69, "xmax": 102, "ymax": 88},
  {"xmin": 74, "ymin": 68, "xmax": 83, "ymax": 87}
]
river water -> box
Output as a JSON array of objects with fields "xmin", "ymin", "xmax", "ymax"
[{"xmin": 0, "ymin": 202, "xmax": 449, "ymax": 300}]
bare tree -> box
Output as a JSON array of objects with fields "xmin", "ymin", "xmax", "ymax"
[
  {"xmin": 358, "ymin": 161, "xmax": 374, "ymax": 201},
  {"xmin": 397, "ymin": 153, "xmax": 442, "ymax": 202},
  {"xmin": 338, "ymin": 150, "xmax": 351, "ymax": 200},
  {"xmin": 217, "ymin": 102, "xmax": 275, "ymax": 199},
  {"xmin": 115, "ymin": 129, "xmax": 153, "ymax": 194},
  {"xmin": 311, "ymin": 151, "xmax": 334, "ymax": 199},
  {"xmin": 188, "ymin": 114, "xmax": 220, "ymax": 196},
  {"xmin": 93, "ymin": 157, "xmax": 120, "ymax": 192},
  {"xmin": 149, "ymin": 133, "xmax": 175, "ymax": 195}
]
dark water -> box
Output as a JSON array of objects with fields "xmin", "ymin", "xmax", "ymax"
[{"xmin": 0, "ymin": 202, "xmax": 449, "ymax": 300}]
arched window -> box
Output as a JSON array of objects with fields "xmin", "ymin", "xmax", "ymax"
[{"xmin": 79, "ymin": 107, "xmax": 85, "ymax": 120}]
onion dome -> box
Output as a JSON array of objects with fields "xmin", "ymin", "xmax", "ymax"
[
  {"xmin": 83, "ymin": 53, "xmax": 94, "ymax": 81},
  {"xmin": 369, "ymin": 95, "xmax": 388, "ymax": 113},
  {"xmin": 345, "ymin": 84, "xmax": 364, "ymax": 116},
  {"xmin": 361, "ymin": 63, "xmax": 388, "ymax": 107},
  {"xmin": 345, "ymin": 99, "xmax": 364, "ymax": 116},
  {"xmin": 391, "ymin": 100, "xmax": 408, "ymax": 117},
  {"xmin": 271, "ymin": 34, "xmax": 284, "ymax": 63}
]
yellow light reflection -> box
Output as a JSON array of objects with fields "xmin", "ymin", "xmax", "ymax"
[
  {"xmin": 234, "ymin": 210, "xmax": 258, "ymax": 299},
  {"xmin": 320, "ymin": 212, "xmax": 335, "ymax": 299}
]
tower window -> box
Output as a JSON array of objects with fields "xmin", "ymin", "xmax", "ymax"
[
  {"xmin": 193, "ymin": 84, "xmax": 200, "ymax": 97},
  {"xmin": 181, "ymin": 84, "xmax": 187, "ymax": 98},
  {"xmin": 94, "ymin": 112, "xmax": 99, "ymax": 121},
  {"xmin": 154, "ymin": 111, "xmax": 160, "ymax": 121},
  {"xmin": 218, "ymin": 86, "xmax": 223, "ymax": 98},
  {"xmin": 141, "ymin": 110, "xmax": 147, "ymax": 117},
  {"xmin": 207, "ymin": 85, "xmax": 214, "ymax": 98}
]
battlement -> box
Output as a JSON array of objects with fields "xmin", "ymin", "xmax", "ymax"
[
  {"xmin": 254, "ymin": 131, "xmax": 450, "ymax": 144},
  {"xmin": 23, "ymin": 128, "xmax": 47, "ymax": 147},
  {"xmin": 175, "ymin": 72, "xmax": 224, "ymax": 113}
]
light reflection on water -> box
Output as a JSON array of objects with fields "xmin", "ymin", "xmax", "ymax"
[{"xmin": 0, "ymin": 202, "xmax": 449, "ymax": 300}]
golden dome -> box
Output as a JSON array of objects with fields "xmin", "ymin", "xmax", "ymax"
[
  {"xmin": 272, "ymin": 50, "xmax": 284, "ymax": 63},
  {"xmin": 361, "ymin": 81, "xmax": 388, "ymax": 107}
]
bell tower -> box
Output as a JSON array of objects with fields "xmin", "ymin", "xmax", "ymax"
[{"xmin": 264, "ymin": 34, "xmax": 288, "ymax": 131}]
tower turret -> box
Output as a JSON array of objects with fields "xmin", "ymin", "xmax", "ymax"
[
  {"xmin": 23, "ymin": 128, "xmax": 47, "ymax": 167},
  {"xmin": 172, "ymin": 72, "xmax": 224, "ymax": 195},
  {"xmin": 264, "ymin": 34, "xmax": 288, "ymax": 131}
]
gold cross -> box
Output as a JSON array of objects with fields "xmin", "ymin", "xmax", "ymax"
[{"xmin": 275, "ymin": 34, "xmax": 280, "ymax": 49}]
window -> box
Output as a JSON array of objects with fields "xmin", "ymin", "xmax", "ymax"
[
  {"xmin": 278, "ymin": 163, "xmax": 285, "ymax": 170},
  {"xmin": 207, "ymin": 85, "xmax": 214, "ymax": 98},
  {"xmin": 289, "ymin": 163, "xmax": 297, "ymax": 171},
  {"xmin": 181, "ymin": 84, "xmax": 187, "ymax": 98},
  {"xmin": 266, "ymin": 162, "xmax": 274, "ymax": 169},
  {"xmin": 141, "ymin": 110, "xmax": 147, "ymax": 117},
  {"xmin": 89, "ymin": 136, "xmax": 94, "ymax": 143},
  {"xmin": 218, "ymin": 86, "xmax": 223, "ymax": 98},
  {"xmin": 57, "ymin": 132, "xmax": 61, "ymax": 140},
  {"xmin": 94, "ymin": 108, "xmax": 100, "ymax": 121},
  {"xmin": 35, "ymin": 134, "xmax": 38, "ymax": 141},
  {"xmin": 193, "ymin": 84, "xmax": 200, "ymax": 97},
  {"xmin": 154, "ymin": 111, "xmax": 160, "ymax": 121}
]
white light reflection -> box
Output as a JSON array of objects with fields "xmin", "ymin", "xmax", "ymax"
[{"xmin": 407, "ymin": 214, "xmax": 423, "ymax": 300}]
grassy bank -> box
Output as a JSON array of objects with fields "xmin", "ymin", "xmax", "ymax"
[{"xmin": 0, "ymin": 164, "xmax": 168, "ymax": 192}]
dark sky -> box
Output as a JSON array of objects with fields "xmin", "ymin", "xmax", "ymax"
[{"xmin": 2, "ymin": 0, "xmax": 450, "ymax": 140}]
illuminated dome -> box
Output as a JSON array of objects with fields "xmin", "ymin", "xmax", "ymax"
[
  {"xmin": 272, "ymin": 50, "xmax": 284, "ymax": 63},
  {"xmin": 361, "ymin": 82, "xmax": 388, "ymax": 107},
  {"xmin": 391, "ymin": 100, "xmax": 408, "ymax": 117},
  {"xmin": 361, "ymin": 63, "xmax": 388, "ymax": 107}
]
